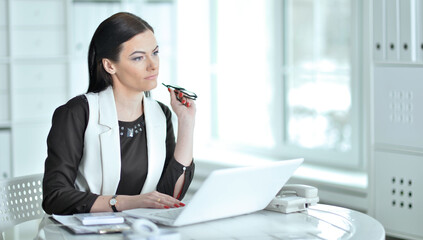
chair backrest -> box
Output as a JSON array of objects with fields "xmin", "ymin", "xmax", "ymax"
[{"xmin": 0, "ymin": 173, "xmax": 45, "ymax": 232}]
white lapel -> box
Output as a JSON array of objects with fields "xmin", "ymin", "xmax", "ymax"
[
  {"xmin": 98, "ymin": 87, "xmax": 121, "ymax": 195},
  {"xmin": 142, "ymin": 95, "xmax": 167, "ymax": 194}
]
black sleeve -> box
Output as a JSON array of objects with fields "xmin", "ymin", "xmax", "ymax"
[
  {"xmin": 42, "ymin": 95, "xmax": 98, "ymax": 215},
  {"xmin": 156, "ymin": 102, "xmax": 195, "ymax": 200}
]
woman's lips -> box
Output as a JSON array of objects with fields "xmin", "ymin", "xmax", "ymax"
[{"xmin": 145, "ymin": 74, "xmax": 158, "ymax": 80}]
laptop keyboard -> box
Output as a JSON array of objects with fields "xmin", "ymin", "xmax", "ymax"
[{"xmin": 150, "ymin": 208, "xmax": 183, "ymax": 220}]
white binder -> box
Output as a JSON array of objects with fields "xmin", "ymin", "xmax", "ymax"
[
  {"xmin": 399, "ymin": 0, "xmax": 416, "ymax": 61},
  {"xmin": 385, "ymin": 0, "xmax": 399, "ymax": 61},
  {"xmin": 373, "ymin": 0, "xmax": 385, "ymax": 61}
]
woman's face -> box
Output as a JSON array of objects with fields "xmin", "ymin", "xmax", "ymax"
[{"xmin": 109, "ymin": 30, "xmax": 159, "ymax": 93}]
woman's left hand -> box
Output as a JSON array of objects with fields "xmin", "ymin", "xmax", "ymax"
[{"xmin": 168, "ymin": 88, "xmax": 196, "ymax": 125}]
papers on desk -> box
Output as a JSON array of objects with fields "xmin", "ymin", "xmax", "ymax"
[
  {"xmin": 52, "ymin": 214, "xmax": 130, "ymax": 234},
  {"xmin": 51, "ymin": 213, "xmax": 181, "ymax": 239}
]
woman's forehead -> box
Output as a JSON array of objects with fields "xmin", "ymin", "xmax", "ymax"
[{"xmin": 122, "ymin": 31, "xmax": 157, "ymax": 53}]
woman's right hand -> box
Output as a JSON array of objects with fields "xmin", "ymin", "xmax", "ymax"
[{"xmin": 135, "ymin": 191, "xmax": 185, "ymax": 209}]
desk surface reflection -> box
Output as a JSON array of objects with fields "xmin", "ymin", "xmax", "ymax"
[{"xmin": 3, "ymin": 204, "xmax": 384, "ymax": 240}]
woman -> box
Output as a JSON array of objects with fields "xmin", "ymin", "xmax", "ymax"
[{"xmin": 42, "ymin": 12, "xmax": 195, "ymax": 215}]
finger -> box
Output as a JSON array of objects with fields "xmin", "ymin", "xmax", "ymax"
[
  {"xmin": 185, "ymin": 98, "xmax": 195, "ymax": 108},
  {"xmin": 178, "ymin": 91, "xmax": 183, "ymax": 99},
  {"xmin": 169, "ymin": 89, "xmax": 180, "ymax": 104},
  {"xmin": 158, "ymin": 194, "xmax": 183, "ymax": 208},
  {"xmin": 175, "ymin": 94, "xmax": 193, "ymax": 108},
  {"xmin": 181, "ymin": 98, "xmax": 187, "ymax": 106},
  {"xmin": 176, "ymin": 92, "xmax": 185, "ymax": 105},
  {"xmin": 146, "ymin": 196, "xmax": 170, "ymax": 209},
  {"xmin": 151, "ymin": 192, "xmax": 183, "ymax": 208}
]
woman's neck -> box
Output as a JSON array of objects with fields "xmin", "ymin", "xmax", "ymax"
[{"xmin": 113, "ymin": 88, "xmax": 144, "ymax": 122}]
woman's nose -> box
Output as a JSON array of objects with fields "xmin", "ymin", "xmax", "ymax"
[{"xmin": 147, "ymin": 57, "xmax": 159, "ymax": 71}]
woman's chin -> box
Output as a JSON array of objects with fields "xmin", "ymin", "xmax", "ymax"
[{"xmin": 141, "ymin": 81, "xmax": 157, "ymax": 92}]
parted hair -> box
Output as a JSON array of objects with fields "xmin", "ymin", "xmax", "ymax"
[{"xmin": 87, "ymin": 12, "xmax": 154, "ymax": 93}]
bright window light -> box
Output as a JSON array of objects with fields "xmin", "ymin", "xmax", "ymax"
[
  {"xmin": 284, "ymin": 0, "xmax": 353, "ymax": 152},
  {"xmin": 177, "ymin": 0, "xmax": 361, "ymax": 168}
]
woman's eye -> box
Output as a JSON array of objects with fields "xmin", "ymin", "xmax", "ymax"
[
  {"xmin": 133, "ymin": 56, "xmax": 144, "ymax": 61},
  {"xmin": 153, "ymin": 50, "xmax": 159, "ymax": 56}
]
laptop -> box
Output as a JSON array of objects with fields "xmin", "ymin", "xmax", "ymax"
[{"xmin": 123, "ymin": 158, "xmax": 303, "ymax": 227}]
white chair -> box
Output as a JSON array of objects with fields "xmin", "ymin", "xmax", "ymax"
[{"xmin": 0, "ymin": 173, "xmax": 44, "ymax": 240}]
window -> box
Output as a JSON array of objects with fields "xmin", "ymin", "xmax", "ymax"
[
  {"xmin": 205, "ymin": 0, "xmax": 361, "ymax": 168},
  {"xmin": 282, "ymin": 0, "xmax": 361, "ymax": 168},
  {"xmin": 212, "ymin": 0, "xmax": 276, "ymax": 148},
  {"xmin": 285, "ymin": 0, "xmax": 353, "ymax": 152}
]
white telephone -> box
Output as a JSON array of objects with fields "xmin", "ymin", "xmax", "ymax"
[{"xmin": 265, "ymin": 184, "xmax": 319, "ymax": 214}]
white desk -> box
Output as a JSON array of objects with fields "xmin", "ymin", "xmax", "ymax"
[{"xmin": 3, "ymin": 204, "xmax": 385, "ymax": 240}]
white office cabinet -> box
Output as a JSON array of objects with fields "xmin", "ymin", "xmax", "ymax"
[
  {"xmin": 10, "ymin": 0, "xmax": 65, "ymax": 27},
  {"xmin": 373, "ymin": 0, "xmax": 385, "ymax": 61},
  {"xmin": 0, "ymin": 130, "xmax": 11, "ymax": 179},
  {"xmin": 9, "ymin": 62, "xmax": 68, "ymax": 124},
  {"xmin": 385, "ymin": 0, "xmax": 399, "ymax": 61},
  {"xmin": 0, "ymin": 64, "xmax": 8, "ymax": 90},
  {"xmin": 0, "ymin": 64, "xmax": 9, "ymax": 121},
  {"xmin": 374, "ymin": 151, "xmax": 423, "ymax": 239},
  {"xmin": 4, "ymin": 0, "xmax": 71, "ymax": 178},
  {"xmin": 0, "ymin": 0, "xmax": 7, "ymax": 57},
  {"xmin": 0, "ymin": 0, "xmax": 6, "ymax": 30},
  {"xmin": 69, "ymin": 61, "xmax": 88, "ymax": 97},
  {"xmin": 374, "ymin": 66, "xmax": 423, "ymax": 149},
  {"xmin": 12, "ymin": 92, "xmax": 66, "ymax": 122},
  {"xmin": 417, "ymin": 0, "xmax": 423, "ymax": 62},
  {"xmin": 12, "ymin": 123, "xmax": 50, "ymax": 177},
  {"xmin": 71, "ymin": 3, "xmax": 121, "ymax": 58},
  {"xmin": 0, "ymin": 93, "xmax": 9, "ymax": 121},
  {"xmin": 12, "ymin": 63, "xmax": 67, "ymax": 90},
  {"xmin": 0, "ymin": 29, "xmax": 7, "ymax": 57},
  {"xmin": 372, "ymin": 66, "xmax": 423, "ymax": 239},
  {"xmin": 11, "ymin": 29, "xmax": 67, "ymax": 57},
  {"xmin": 398, "ymin": 0, "xmax": 416, "ymax": 61},
  {"xmin": 0, "ymin": 0, "xmax": 6, "ymax": 26},
  {"xmin": 0, "ymin": 94, "xmax": 9, "ymax": 121},
  {"xmin": 9, "ymin": 0, "xmax": 67, "ymax": 58}
]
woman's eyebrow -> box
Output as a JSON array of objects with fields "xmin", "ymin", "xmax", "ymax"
[
  {"xmin": 129, "ymin": 45, "xmax": 159, "ymax": 56},
  {"xmin": 129, "ymin": 50, "xmax": 146, "ymax": 56}
]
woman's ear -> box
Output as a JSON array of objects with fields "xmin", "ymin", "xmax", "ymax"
[{"xmin": 102, "ymin": 58, "xmax": 116, "ymax": 75}]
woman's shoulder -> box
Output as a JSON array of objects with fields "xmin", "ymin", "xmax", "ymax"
[
  {"xmin": 53, "ymin": 95, "xmax": 89, "ymax": 122},
  {"xmin": 61, "ymin": 95, "xmax": 88, "ymax": 111}
]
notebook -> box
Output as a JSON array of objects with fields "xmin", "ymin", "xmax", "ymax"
[
  {"xmin": 124, "ymin": 158, "xmax": 303, "ymax": 227},
  {"xmin": 74, "ymin": 212, "xmax": 124, "ymax": 225}
]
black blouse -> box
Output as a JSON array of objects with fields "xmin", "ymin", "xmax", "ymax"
[
  {"xmin": 117, "ymin": 115, "xmax": 148, "ymax": 195},
  {"xmin": 42, "ymin": 95, "xmax": 194, "ymax": 215}
]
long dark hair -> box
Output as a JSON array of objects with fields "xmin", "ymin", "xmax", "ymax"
[{"xmin": 87, "ymin": 12, "xmax": 154, "ymax": 93}]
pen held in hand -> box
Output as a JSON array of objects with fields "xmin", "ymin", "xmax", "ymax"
[{"xmin": 162, "ymin": 83, "xmax": 197, "ymax": 107}]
